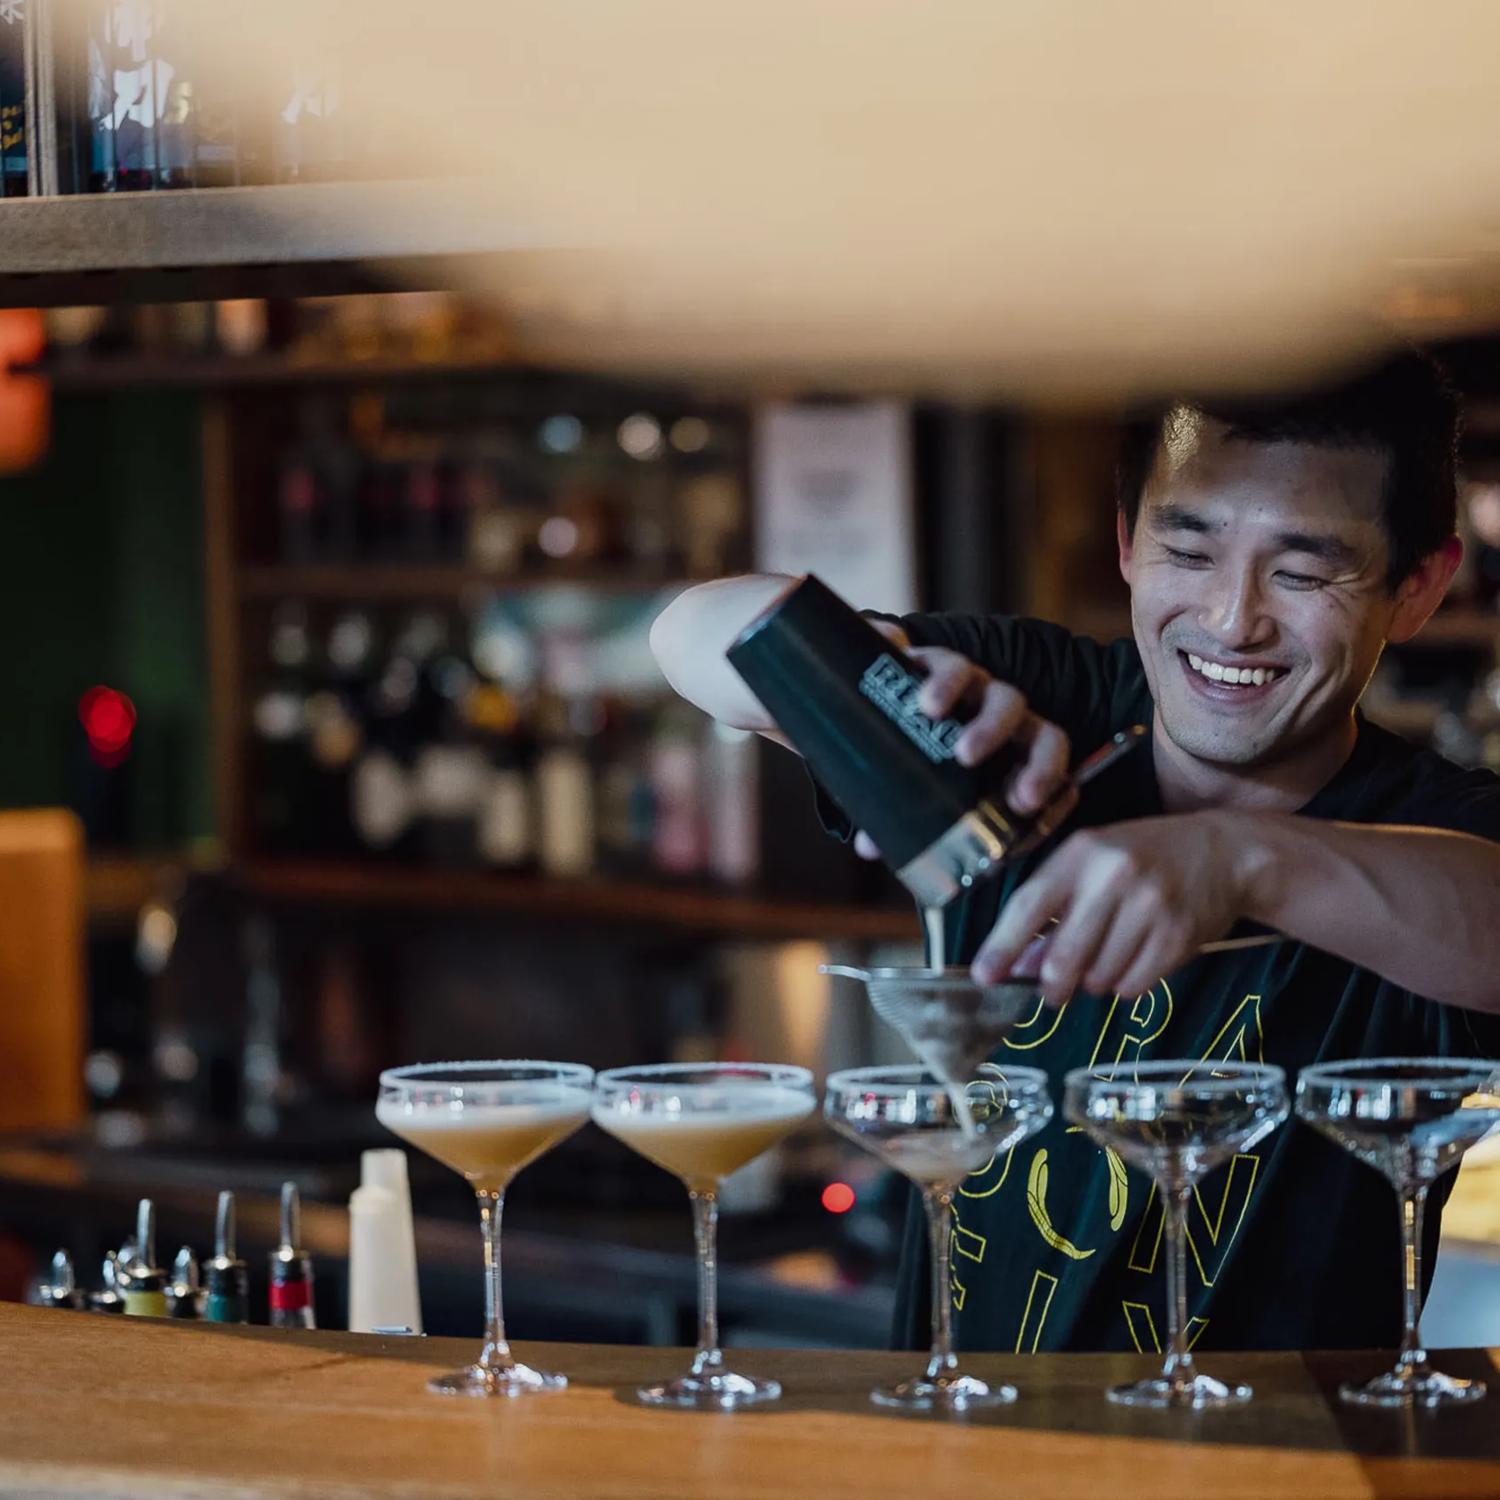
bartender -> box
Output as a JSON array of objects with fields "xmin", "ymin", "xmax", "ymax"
[{"xmin": 649, "ymin": 351, "xmax": 1500, "ymax": 1355}]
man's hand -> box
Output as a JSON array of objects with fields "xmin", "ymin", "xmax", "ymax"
[
  {"xmin": 853, "ymin": 623, "xmax": 1075, "ymax": 861},
  {"xmin": 971, "ymin": 812, "xmax": 1243, "ymax": 1000}
]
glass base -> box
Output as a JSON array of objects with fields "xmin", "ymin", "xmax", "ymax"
[
  {"xmin": 427, "ymin": 1362, "xmax": 567, "ymax": 1397},
  {"xmin": 1340, "ymin": 1367, "xmax": 1487, "ymax": 1408},
  {"xmin": 636, "ymin": 1370, "xmax": 781, "ymax": 1410},
  {"xmin": 872, "ymin": 1373, "xmax": 1017, "ymax": 1411},
  {"xmin": 1108, "ymin": 1373, "xmax": 1251, "ymax": 1410}
]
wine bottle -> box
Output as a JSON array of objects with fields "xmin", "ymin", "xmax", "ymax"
[
  {"xmin": 250, "ymin": 604, "xmax": 314, "ymax": 853},
  {"xmin": 304, "ymin": 611, "xmax": 374, "ymax": 855},
  {"xmin": 468, "ymin": 681, "xmax": 535, "ymax": 872},
  {"xmin": 648, "ymin": 699, "xmax": 708, "ymax": 878},
  {"xmin": 533, "ymin": 687, "xmax": 596, "ymax": 878},
  {"xmin": 0, "ymin": 1, "xmax": 26, "ymax": 199}
]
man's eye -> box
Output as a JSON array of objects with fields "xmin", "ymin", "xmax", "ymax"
[
  {"xmin": 1165, "ymin": 547, "xmax": 1211, "ymax": 567},
  {"xmin": 1275, "ymin": 571, "xmax": 1328, "ymax": 590}
]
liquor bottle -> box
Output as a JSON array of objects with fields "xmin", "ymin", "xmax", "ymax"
[
  {"xmin": 461, "ymin": 452, "xmax": 526, "ymax": 576},
  {"xmin": 704, "ymin": 719, "xmax": 760, "ymax": 887},
  {"xmin": 84, "ymin": 0, "xmax": 190, "ymax": 191},
  {"xmin": 594, "ymin": 698, "xmax": 654, "ymax": 877},
  {"xmin": 533, "ymin": 687, "xmax": 596, "ymax": 878},
  {"xmin": 276, "ymin": 450, "xmax": 320, "ymax": 565},
  {"xmin": 0, "ymin": 0, "xmax": 26, "ymax": 199},
  {"xmin": 274, "ymin": 53, "xmax": 347, "ymax": 185},
  {"xmin": 468, "ymin": 679, "xmax": 535, "ymax": 871},
  {"xmin": 402, "ymin": 450, "xmax": 444, "ymax": 561},
  {"xmin": 304, "ymin": 611, "xmax": 374, "ymax": 855},
  {"xmin": 250, "ymin": 603, "xmax": 313, "ymax": 853},
  {"xmin": 411, "ymin": 645, "xmax": 488, "ymax": 867},
  {"xmin": 647, "ymin": 699, "xmax": 708, "ymax": 878},
  {"xmin": 350, "ymin": 613, "xmax": 446, "ymax": 860},
  {"xmin": 301, "ymin": 394, "xmax": 361, "ymax": 563}
]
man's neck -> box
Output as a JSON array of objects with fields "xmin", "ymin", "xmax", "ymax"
[{"xmin": 1152, "ymin": 708, "xmax": 1360, "ymax": 815}]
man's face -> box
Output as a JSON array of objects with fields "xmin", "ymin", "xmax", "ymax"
[{"xmin": 1121, "ymin": 412, "xmax": 1399, "ymax": 769}]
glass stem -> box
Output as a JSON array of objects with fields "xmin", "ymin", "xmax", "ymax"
[
  {"xmin": 476, "ymin": 1189, "xmax": 513, "ymax": 1372},
  {"xmin": 923, "ymin": 1186, "xmax": 959, "ymax": 1380},
  {"xmin": 689, "ymin": 1187, "xmax": 723, "ymax": 1377},
  {"xmin": 1395, "ymin": 1183, "xmax": 1430, "ymax": 1377},
  {"xmin": 1161, "ymin": 1184, "xmax": 1195, "ymax": 1385}
]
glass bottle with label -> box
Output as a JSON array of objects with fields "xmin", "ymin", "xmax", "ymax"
[
  {"xmin": 251, "ymin": 603, "xmax": 314, "ymax": 853},
  {"xmin": 0, "ymin": 0, "xmax": 26, "ymax": 199}
]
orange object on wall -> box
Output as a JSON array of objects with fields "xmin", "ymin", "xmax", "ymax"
[
  {"xmin": 0, "ymin": 810, "xmax": 86, "ymax": 1131},
  {"xmin": 0, "ymin": 309, "xmax": 50, "ymax": 474}
]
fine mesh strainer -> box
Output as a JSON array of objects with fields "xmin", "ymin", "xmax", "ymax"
[{"xmin": 820, "ymin": 965, "xmax": 1039, "ymax": 1087}]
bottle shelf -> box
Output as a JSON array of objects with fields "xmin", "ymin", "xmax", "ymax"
[
  {"xmin": 23, "ymin": 354, "xmax": 524, "ymax": 393},
  {"xmin": 0, "ymin": 180, "xmax": 534, "ymax": 310},
  {"xmin": 239, "ymin": 859, "xmax": 916, "ymax": 942},
  {"xmin": 237, "ymin": 565, "xmax": 705, "ymax": 603},
  {"xmin": 84, "ymin": 850, "xmax": 223, "ymax": 925},
  {"xmin": 1069, "ymin": 607, "xmax": 1500, "ymax": 649}
]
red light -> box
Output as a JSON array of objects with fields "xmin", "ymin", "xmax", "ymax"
[
  {"xmin": 821, "ymin": 1181, "xmax": 856, "ymax": 1214},
  {"xmin": 79, "ymin": 686, "xmax": 137, "ymax": 765}
]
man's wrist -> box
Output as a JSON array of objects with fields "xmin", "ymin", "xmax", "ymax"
[{"xmin": 1203, "ymin": 808, "xmax": 1282, "ymax": 925}]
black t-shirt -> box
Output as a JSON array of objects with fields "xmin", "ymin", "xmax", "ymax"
[{"xmin": 822, "ymin": 613, "xmax": 1500, "ymax": 1354}]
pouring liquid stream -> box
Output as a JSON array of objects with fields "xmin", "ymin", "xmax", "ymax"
[{"xmin": 921, "ymin": 903, "xmax": 979, "ymax": 1140}]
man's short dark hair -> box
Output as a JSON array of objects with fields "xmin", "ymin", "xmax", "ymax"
[{"xmin": 1116, "ymin": 351, "xmax": 1460, "ymax": 589}]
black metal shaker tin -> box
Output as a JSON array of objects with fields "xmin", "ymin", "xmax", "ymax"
[{"xmin": 726, "ymin": 574, "xmax": 1027, "ymax": 907}]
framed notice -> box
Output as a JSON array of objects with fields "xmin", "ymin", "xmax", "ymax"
[{"xmin": 753, "ymin": 401, "xmax": 917, "ymax": 616}]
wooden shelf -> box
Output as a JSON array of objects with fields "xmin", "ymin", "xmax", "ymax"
[
  {"xmin": 84, "ymin": 850, "xmax": 224, "ymax": 924},
  {"xmin": 1406, "ymin": 609, "xmax": 1500, "ymax": 647},
  {"xmin": 238, "ymin": 564, "xmax": 702, "ymax": 603},
  {"xmin": 0, "ymin": 180, "xmax": 545, "ymax": 309},
  {"xmin": 1068, "ymin": 608, "xmax": 1500, "ymax": 649},
  {"xmin": 24, "ymin": 354, "xmax": 523, "ymax": 393},
  {"xmin": 239, "ymin": 859, "xmax": 917, "ymax": 942}
]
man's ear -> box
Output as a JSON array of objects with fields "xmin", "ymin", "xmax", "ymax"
[
  {"xmin": 1387, "ymin": 535, "xmax": 1463, "ymax": 645},
  {"xmin": 1117, "ymin": 507, "xmax": 1135, "ymax": 586}
]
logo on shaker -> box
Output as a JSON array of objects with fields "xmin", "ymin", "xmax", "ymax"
[{"xmin": 859, "ymin": 654, "xmax": 962, "ymax": 764}]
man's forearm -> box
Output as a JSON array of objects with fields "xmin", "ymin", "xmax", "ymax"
[
  {"xmin": 649, "ymin": 574, "xmax": 796, "ymax": 734},
  {"xmin": 1228, "ymin": 811, "xmax": 1500, "ymax": 1014}
]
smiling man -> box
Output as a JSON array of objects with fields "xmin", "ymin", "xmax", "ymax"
[{"xmin": 649, "ymin": 351, "xmax": 1500, "ymax": 1353}]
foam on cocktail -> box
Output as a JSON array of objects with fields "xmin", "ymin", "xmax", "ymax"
[
  {"xmin": 376, "ymin": 1090, "xmax": 592, "ymax": 1192},
  {"xmin": 592, "ymin": 1085, "xmax": 813, "ymax": 1191}
]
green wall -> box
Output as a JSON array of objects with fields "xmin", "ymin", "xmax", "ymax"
[{"xmin": 0, "ymin": 390, "xmax": 212, "ymax": 848}]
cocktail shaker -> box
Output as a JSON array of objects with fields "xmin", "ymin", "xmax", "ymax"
[{"xmin": 727, "ymin": 574, "xmax": 1140, "ymax": 908}]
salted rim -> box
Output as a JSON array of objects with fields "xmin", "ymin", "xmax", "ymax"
[
  {"xmin": 593, "ymin": 1061, "xmax": 814, "ymax": 1091},
  {"xmin": 1297, "ymin": 1056, "xmax": 1500, "ymax": 1095},
  {"xmin": 826, "ymin": 1062, "xmax": 1051, "ymax": 1095},
  {"xmin": 1062, "ymin": 1060, "xmax": 1287, "ymax": 1096},
  {"xmin": 379, "ymin": 1059, "xmax": 595, "ymax": 1091}
]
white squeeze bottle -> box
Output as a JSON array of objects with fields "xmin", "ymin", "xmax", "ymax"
[{"xmin": 348, "ymin": 1148, "xmax": 423, "ymax": 1334}]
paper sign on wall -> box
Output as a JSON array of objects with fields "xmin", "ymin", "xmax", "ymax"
[{"xmin": 753, "ymin": 401, "xmax": 917, "ymax": 616}]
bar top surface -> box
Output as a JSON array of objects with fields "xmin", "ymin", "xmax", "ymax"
[{"xmin": 1, "ymin": 1303, "xmax": 1498, "ymax": 1498}]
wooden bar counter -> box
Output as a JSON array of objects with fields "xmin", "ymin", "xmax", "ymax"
[{"xmin": 2, "ymin": 1303, "xmax": 1499, "ymax": 1498}]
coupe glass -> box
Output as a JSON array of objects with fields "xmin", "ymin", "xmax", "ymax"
[
  {"xmin": 592, "ymin": 1062, "xmax": 816, "ymax": 1409},
  {"xmin": 1064, "ymin": 1060, "xmax": 1288, "ymax": 1409},
  {"xmin": 1296, "ymin": 1057, "xmax": 1500, "ymax": 1407},
  {"xmin": 826, "ymin": 1063, "xmax": 1052, "ymax": 1410},
  {"xmin": 376, "ymin": 1060, "xmax": 593, "ymax": 1396}
]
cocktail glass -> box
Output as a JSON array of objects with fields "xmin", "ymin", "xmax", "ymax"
[
  {"xmin": 825, "ymin": 1062, "xmax": 1052, "ymax": 1410},
  {"xmin": 1296, "ymin": 1056, "xmax": 1500, "ymax": 1407},
  {"xmin": 1064, "ymin": 1059, "xmax": 1288, "ymax": 1409},
  {"xmin": 592, "ymin": 1062, "xmax": 816, "ymax": 1409},
  {"xmin": 376, "ymin": 1059, "xmax": 593, "ymax": 1396}
]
